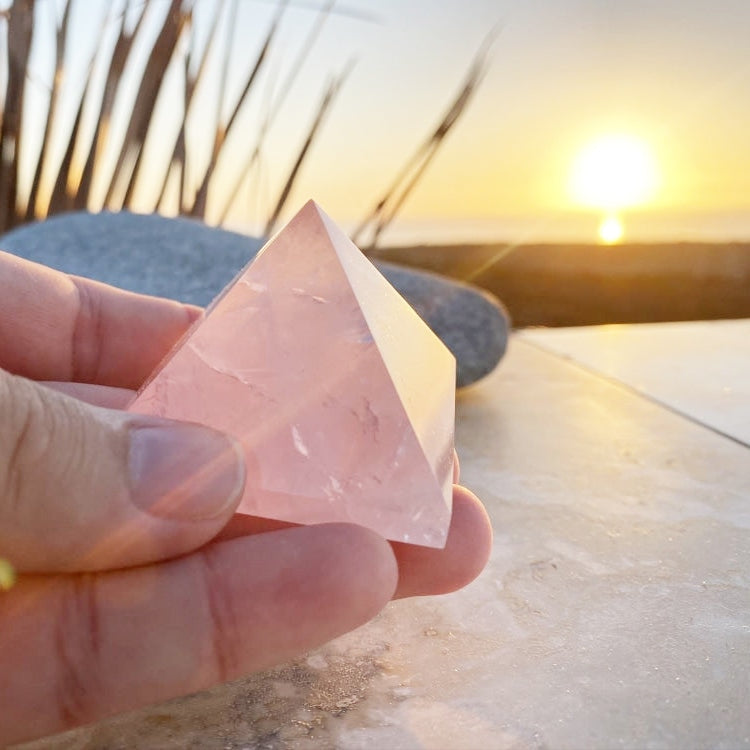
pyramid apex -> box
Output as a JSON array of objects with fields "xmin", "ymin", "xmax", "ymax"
[
  {"xmin": 280, "ymin": 200, "xmax": 333, "ymax": 239},
  {"xmin": 298, "ymin": 198, "xmax": 325, "ymax": 218},
  {"xmin": 130, "ymin": 202, "xmax": 454, "ymax": 547}
]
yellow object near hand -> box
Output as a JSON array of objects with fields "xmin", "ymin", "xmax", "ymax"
[{"xmin": 0, "ymin": 558, "xmax": 16, "ymax": 591}]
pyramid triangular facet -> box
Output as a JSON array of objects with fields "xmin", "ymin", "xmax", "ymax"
[
  {"xmin": 315, "ymin": 207, "xmax": 456, "ymax": 507},
  {"xmin": 129, "ymin": 201, "xmax": 455, "ymax": 547}
]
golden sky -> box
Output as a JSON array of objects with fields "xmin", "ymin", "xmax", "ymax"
[
  {"xmin": 247, "ymin": 0, "xmax": 750, "ymax": 244},
  {"xmin": 21, "ymin": 0, "xmax": 750, "ymax": 244}
]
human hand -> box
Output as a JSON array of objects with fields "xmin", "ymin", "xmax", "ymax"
[{"xmin": 0, "ymin": 251, "xmax": 492, "ymax": 745}]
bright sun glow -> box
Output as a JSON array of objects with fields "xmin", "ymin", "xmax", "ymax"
[
  {"xmin": 569, "ymin": 134, "xmax": 660, "ymax": 211},
  {"xmin": 599, "ymin": 214, "xmax": 623, "ymax": 244}
]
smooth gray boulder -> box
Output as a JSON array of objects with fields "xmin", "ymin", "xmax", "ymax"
[{"xmin": 1, "ymin": 211, "xmax": 508, "ymax": 386}]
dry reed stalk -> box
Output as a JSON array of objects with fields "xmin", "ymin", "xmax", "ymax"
[
  {"xmin": 48, "ymin": 8, "xmax": 112, "ymax": 214},
  {"xmin": 25, "ymin": 0, "xmax": 72, "ymax": 220},
  {"xmin": 120, "ymin": 1, "xmax": 189, "ymax": 208},
  {"xmin": 353, "ymin": 34, "xmax": 493, "ymax": 250},
  {"xmin": 74, "ymin": 0, "xmax": 148, "ymax": 210},
  {"xmin": 104, "ymin": 0, "xmax": 184, "ymax": 208},
  {"xmin": 154, "ymin": 0, "xmax": 224, "ymax": 213},
  {"xmin": 264, "ymin": 65, "xmax": 350, "ymax": 235},
  {"xmin": 175, "ymin": 38, "xmax": 190, "ymax": 212},
  {"xmin": 0, "ymin": 0, "xmax": 485, "ymax": 244},
  {"xmin": 188, "ymin": 0, "xmax": 239, "ymax": 217},
  {"xmin": 47, "ymin": 77, "xmax": 87, "ymax": 214},
  {"xmin": 0, "ymin": 0, "xmax": 34, "ymax": 230},
  {"xmin": 189, "ymin": 0, "xmax": 288, "ymax": 219},
  {"xmin": 216, "ymin": 0, "xmax": 334, "ymax": 226},
  {"xmin": 153, "ymin": 16, "xmax": 191, "ymax": 214},
  {"xmin": 0, "ymin": 12, "xmax": 7, "ymax": 138}
]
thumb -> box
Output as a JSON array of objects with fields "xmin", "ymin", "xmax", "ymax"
[{"xmin": 0, "ymin": 370, "xmax": 245, "ymax": 573}]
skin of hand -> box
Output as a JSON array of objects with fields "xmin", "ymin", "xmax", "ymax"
[{"xmin": 0, "ymin": 250, "xmax": 492, "ymax": 745}]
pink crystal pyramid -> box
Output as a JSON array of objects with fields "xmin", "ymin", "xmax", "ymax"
[{"xmin": 129, "ymin": 201, "xmax": 455, "ymax": 547}]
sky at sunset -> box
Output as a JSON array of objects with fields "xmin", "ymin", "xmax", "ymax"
[
  {"xmin": 255, "ymin": 0, "xmax": 750, "ymax": 244},
  {"xmin": 19, "ymin": 0, "xmax": 750, "ymax": 244}
]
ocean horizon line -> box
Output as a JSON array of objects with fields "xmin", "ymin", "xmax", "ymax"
[{"xmin": 224, "ymin": 211, "xmax": 750, "ymax": 247}]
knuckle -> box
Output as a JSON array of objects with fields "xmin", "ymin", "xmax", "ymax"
[
  {"xmin": 0, "ymin": 373, "xmax": 83, "ymax": 522},
  {"xmin": 198, "ymin": 548, "xmax": 242, "ymax": 684},
  {"xmin": 53, "ymin": 574, "xmax": 105, "ymax": 728},
  {"xmin": 0, "ymin": 373, "xmax": 52, "ymax": 513}
]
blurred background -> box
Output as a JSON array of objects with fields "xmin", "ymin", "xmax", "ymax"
[{"xmin": 2, "ymin": 0, "xmax": 750, "ymax": 325}]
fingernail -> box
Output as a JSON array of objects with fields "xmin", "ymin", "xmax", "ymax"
[{"xmin": 128, "ymin": 421, "xmax": 245, "ymax": 521}]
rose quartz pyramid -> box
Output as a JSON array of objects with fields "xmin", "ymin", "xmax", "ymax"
[{"xmin": 129, "ymin": 201, "xmax": 455, "ymax": 547}]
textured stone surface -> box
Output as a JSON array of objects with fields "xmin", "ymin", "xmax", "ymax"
[
  {"xmin": 129, "ymin": 202, "xmax": 455, "ymax": 547},
  {"xmin": 19, "ymin": 330, "xmax": 750, "ymax": 750},
  {"xmin": 0, "ymin": 210, "xmax": 508, "ymax": 386}
]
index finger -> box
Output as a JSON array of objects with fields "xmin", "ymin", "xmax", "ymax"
[
  {"xmin": 0, "ymin": 251, "xmax": 200, "ymax": 388},
  {"xmin": 0, "ymin": 524, "xmax": 397, "ymax": 744}
]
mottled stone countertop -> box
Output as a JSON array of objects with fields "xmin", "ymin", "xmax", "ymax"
[{"xmin": 21, "ymin": 321, "xmax": 750, "ymax": 750}]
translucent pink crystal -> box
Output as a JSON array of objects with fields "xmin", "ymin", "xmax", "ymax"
[{"xmin": 129, "ymin": 201, "xmax": 455, "ymax": 547}]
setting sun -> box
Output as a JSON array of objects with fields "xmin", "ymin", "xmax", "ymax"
[
  {"xmin": 569, "ymin": 134, "xmax": 660, "ymax": 210},
  {"xmin": 598, "ymin": 214, "xmax": 624, "ymax": 244},
  {"xmin": 568, "ymin": 134, "xmax": 660, "ymax": 243}
]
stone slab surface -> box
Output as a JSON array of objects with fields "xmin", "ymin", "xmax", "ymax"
[
  {"xmin": 520, "ymin": 319, "xmax": 750, "ymax": 445},
  {"xmin": 19, "ymin": 336, "xmax": 750, "ymax": 750}
]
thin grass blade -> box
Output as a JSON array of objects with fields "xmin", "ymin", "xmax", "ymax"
[
  {"xmin": 120, "ymin": 0, "xmax": 187, "ymax": 209},
  {"xmin": 47, "ymin": 25, "xmax": 110, "ymax": 216},
  {"xmin": 105, "ymin": 0, "xmax": 183, "ymax": 209},
  {"xmin": 75, "ymin": 0, "xmax": 148, "ymax": 210},
  {"xmin": 353, "ymin": 36, "xmax": 492, "ymax": 248},
  {"xmin": 264, "ymin": 66, "xmax": 350, "ymax": 236},
  {"xmin": 154, "ymin": 10, "xmax": 194, "ymax": 213},
  {"xmin": 189, "ymin": 0, "xmax": 286, "ymax": 218},
  {"xmin": 25, "ymin": 0, "xmax": 73, "ymax": 220},
  {"xmin": 47, "ymin": 69, "xmax": 88, "ymax": 214},
  {"xmin": 0, "ymin": 0, "xmax": 35, "ymax": 230},
  {"xmin": 161, "ymin": 0, "xmax": 225, "ymax": 212},
  {"xmin": 217, "ymin": 0, "xmax": 340, "ymax": 226}
]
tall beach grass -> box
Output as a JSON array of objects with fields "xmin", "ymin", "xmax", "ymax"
[{"xmin": 0, "ymin": 0, "xmax": 489, "ymax": 247}]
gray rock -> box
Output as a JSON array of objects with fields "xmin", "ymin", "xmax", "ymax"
[
  {"xmin": 376, "ymin": 263, "xmax": 509, "ymax": 388},
  {"xmin": 1, "ymin": 211, "xmax": 508, "ymax": 386}
]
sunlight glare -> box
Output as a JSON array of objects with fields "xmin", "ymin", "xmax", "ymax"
[
  {"xmin": 599, "ymin": 214, "xmax": 624, "ymax": 244},
  {"xmin": 569, "ymin": 134, "xmax": 659, "ymax": 210}
]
